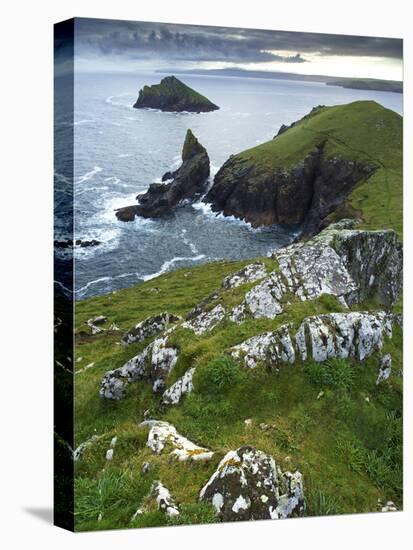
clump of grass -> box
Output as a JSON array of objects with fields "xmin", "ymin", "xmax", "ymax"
[
  {"xmin": 168, "ymin": 503, "xmax": 218, "ymax": 526},
  {"xmin": 306, "ymin": 490, "xmax": 343, "ymax": 516},
  {"xmin": 305, "ymin": 358, "xmax": 355, "ymax": 392},
  {"xmin": 75, "ymin": 468, "xmax": 152, "ymax": 531},
  {"xmin": 195, "ymin": 355, "xmax": 245, "ymax": 395}
]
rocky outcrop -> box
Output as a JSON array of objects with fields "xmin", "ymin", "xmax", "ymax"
[
  {"xmin": 116, "ymin": 129, "xmax": 210, "ymax": 220},
  {"xmin": 151, "ymin": 482, "xmax": 180, "ymax": 518},
  {"xmin": 376, "ymin": 353, "xmax": 392, "ymax": 384},
  {"xmin": 199, "ymin": 446, "xmax": 304, "ymax": 521},
  {"xmin": 161, "ymin": 367, "xmax": 195, "ymax": 406},
  {"xmin": 230, "ymin": 224, "xmax": 402, "ymax": 322},
  {"xmin": 141, "ymin": 420, "xmax": 214, "ymax": 462},
  {"xmin": 133, "ymin": 76, "xmax": 219, "ymax": 113},
  {"xmin": 222, "ymin": 262, "xmax": 267, "ymax": 289},
  {"xmin": 121, "ymin": 312, "xmax": 180, "ymax": 345},
  {"xmin": 231, "ymin": 311, "xmax": 399, "ymax": 369},
  {"xmin": 100, "ymin": 335, "xmax": 178, "ymax": 399},
  {"xmin": 205, "ymin": 142, "xmax": 375, "ymax": 235},
  {"xmin": 182, "ymin": 304, "xmax": 225, "ymax": 335},
  {"xmin": 86, "ymin": 315, "xmax": 107, "ymax": 335}
]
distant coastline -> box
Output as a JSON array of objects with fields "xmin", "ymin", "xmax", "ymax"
[{"xmin": 158, "ymin": 67, "xmax": 403, "ymax": 94}]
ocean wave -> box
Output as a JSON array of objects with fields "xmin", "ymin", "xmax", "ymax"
[
  {"xmin": 180, "ymin": 228, "xmax": 199, "ymax": 255},
  {"xmin": 105, "ymin": 93, "xmax": 134, "ymax": 109},
  {"xmin": 77, "ymin": 166, "xmax": 102, "ymax": 184},
  {"xmin": 141, "ymin": 254, "xmax": 206, "ymax": 282},
  {"xmin": 57, "ymin": 119, "xmax": 93, "ymax": 127},
  {"xmin": 191, "ymin": 201, "xmax": 265, "ymax": 232}
]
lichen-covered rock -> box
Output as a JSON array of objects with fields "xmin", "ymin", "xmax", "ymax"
[
  {"xmin": 199, "ymin": 446, "xmax": 304, "ymax": 521},
  {"xmin": 376, "ymin": 353, "xmax": 392, "ymax": 384},
  {"xmin": 100, "ymin": 346, "xmax": 150, "ymax": 400},
  {"xmin": 232, "ymin": 311, "xmax": 398, "ymax": 369},
  {"xmin": 230, "ymin": 225, "xmax": 402, "ymax": 322},
  {"xmin": 73, "ymin": 434, "xmax": 102, "ymax": 461},
  {"xmin": 151, "ymin": 481, "xmax": 180, "ymax": 518},
  {"xmin": 150, "ymin": 336, "xmax": 179, "ymax": 393},
  {"xmin": 186, "ymin": 291, "xmax": 220, "ymax": 321},
  {"xmin": 182, "ymin": 304, "xmax": 225, "ymax": 335},
  {"xmin": 140, "ymin": 420, "xmax": 214, "ymax": 462},
  {"xmin": 222, "ymin": 262, "xmax": 267, "ymax": 289},
  {"xmin": 100, "ymin": 336, "xmax": 178, "ymax": 399},
  {"xmin": 121, "ymin": 312, "xmax": 180, "ymax": 345},
  {"xmin": 242, "ymin": 273, "xmax": 286, "ymax": 319},
  {"xmin": 86, "ymin": 315, "xmax": 107, "ymax": 334},
  {"xmin": 381, "ymin": 500, "xmax": 398, "ymax": 512},
  {"xmin": 161, "ymin": 367, "xmax": 195, "ymax": 406}
]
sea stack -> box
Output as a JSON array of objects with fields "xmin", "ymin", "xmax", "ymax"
[
  {"xmin": 133, "ymin": 76, "xmax": 219, "ymax": 113},
  {"xmin": 115, "ymin": 129, "xmax": 210, "ymax": 221}
]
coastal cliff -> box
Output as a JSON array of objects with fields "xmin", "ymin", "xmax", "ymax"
[{"xmin": 205, "ymin": 101, "xmax": 402, "ymax": 238}]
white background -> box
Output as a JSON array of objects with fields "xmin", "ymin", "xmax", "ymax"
[{"xmin": 0, "ymin": 0, "xmax": 411, "ymax": 548}]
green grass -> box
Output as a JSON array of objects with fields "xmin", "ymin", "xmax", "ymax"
[
  {"xmin": 72, "ymin": 99, "xmax": 403, "ymax": 531},
  {"xmin": 73, "ymin": 250, "xmax": 403, "ymax": 530}
]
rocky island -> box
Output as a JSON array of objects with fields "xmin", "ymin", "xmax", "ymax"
[
  {"xmin": 115, "ymin": 129, "xmax": 210, "ymax": 221},
  {"xmin": 133, "ymin": 76, "xmax": 219, "ymax": 113},
  {"xmin": 205, "ymin": 101, "xmax": 402, "ymax": 238}
]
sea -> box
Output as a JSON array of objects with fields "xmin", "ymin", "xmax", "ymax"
[{"xmin": 54, "ymin": 72, "xmax": 402, "ymax": 300}]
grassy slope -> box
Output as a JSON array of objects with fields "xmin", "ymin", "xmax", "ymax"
[
  {"xmin": 74, "ymin": 258, "xmax": 402, "ymax": 531},
  {"xmin": 73, "ymin": 100, "xmax": 403, "ymax": 531},
  {"xmin": 237, "ymin": 101, "xmax": 402, "ymax": 238}
]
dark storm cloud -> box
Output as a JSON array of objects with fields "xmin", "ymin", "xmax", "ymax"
[{"xmin": 75, "ymin": 18, "xmax": 402, "ymax": 64}]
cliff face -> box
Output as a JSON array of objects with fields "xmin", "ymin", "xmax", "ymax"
[
  {"xmin": 115, "ymin": 130, "xmax": 210, "ymax": 221},
  {"xmin": 205, "ymin": 143, "xmax": 375, "ymax": 236},
  {"xmin": 205, "ymin": 101, "xmax": 402, "ymax": 238},
  {"xmin": 133, "ymin": 76, "xmax": 219, "ymax": 113}
]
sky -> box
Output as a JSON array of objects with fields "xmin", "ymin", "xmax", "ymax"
[{"xmin": 68, "ymin": 18, "xmax": 403, "ymax": 81}]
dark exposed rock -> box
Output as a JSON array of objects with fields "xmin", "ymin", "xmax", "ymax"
[
  {"xmin": 199, "ymin": 446, "xmax": 304, "ymax": 521},
  {"xmin": 133, "ymin": 75, "xmax": 219, "ymax": 113},
  {"xmin": 54, "ymin": 239, "xmax": 101, "ymax": 248},
  {"xmin": 115, "ymin": 129, "xmax": 210, "ymax": 220},
  {"xmin": 205, "ymin": 141, "xmax": 375, "ymax": 236}
]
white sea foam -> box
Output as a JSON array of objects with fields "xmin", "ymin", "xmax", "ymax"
[
  {"xmin": 141, "ymin": 254, "xmax": 206, "ymax": 282},
  {"xmin": 180, "ymin": 229, "xmax": 199, "ymax": 255},
  {"xmin": 105, "ymin": 93, "xmax": 134, "ymax": 109},
  {"xmin": 75, "ymin": 270, "xmax": 143, "ymax": 295},
  {"xmin": 74, "ymin": 119, "xmax": 94, "ymax": 126},
  {"xmin": 77, "ymin": 166, "xmax": 102, "ymax": 184}
]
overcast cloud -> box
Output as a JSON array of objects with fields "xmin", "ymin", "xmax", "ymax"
[{"xmin": 75, "ymin": 18, "xmax": 402, "ymax": 64}]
